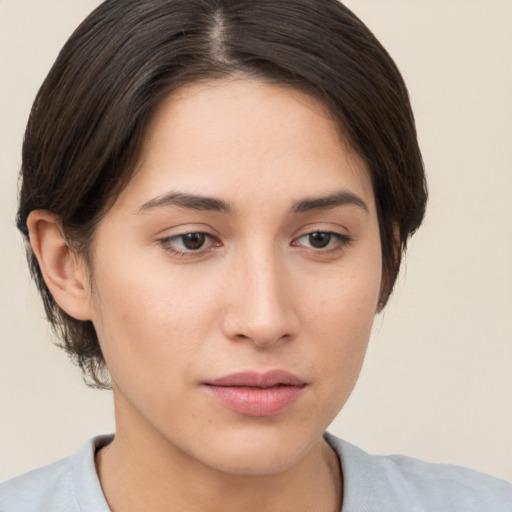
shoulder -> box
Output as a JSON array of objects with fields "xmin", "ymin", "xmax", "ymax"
[
  {"xmin": 324, "ymin": 432, "xmax": 512, "ymax": 512},
  {"xmin": 0, "ymin": 435, "xmax": 112, "ymax": 512},
  {"xmin": 0, "ymin": 454, "xmax": 77, "ymax": 511}
]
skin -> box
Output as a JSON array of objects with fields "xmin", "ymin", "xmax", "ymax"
[{"xmin": 28, "ymin": 78, "xmax": 383, "ymax": 511}]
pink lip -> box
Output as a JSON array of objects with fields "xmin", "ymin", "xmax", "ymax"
[{"xmin": 203, "ymin": 370, "xmax": 307, "ymax": 417}]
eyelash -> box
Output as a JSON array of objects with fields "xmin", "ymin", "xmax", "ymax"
[
  {"xmin": 292, "ymin": 231, "xmax": 352, "ymax": 253},
  {"xmin": 158, "ymin": 232, "xmax": 220, "ymax": 257},
  {"xmin": 158, "ymin": 230, "xmax": 352, "ymax": 258}
]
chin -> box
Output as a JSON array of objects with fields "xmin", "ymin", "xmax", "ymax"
[{"xmin": 188, "ymin": 422, "xmax": 322, "ymax": 476}]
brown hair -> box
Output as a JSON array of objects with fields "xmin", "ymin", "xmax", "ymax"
[{"xmin": 17, "ymin": 0, "xmax": 427, "ymax": 388}]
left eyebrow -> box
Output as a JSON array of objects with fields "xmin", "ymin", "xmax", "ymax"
[{"xmin": 291, "ymin": 190, "xmax": 369, "ymax": 214}]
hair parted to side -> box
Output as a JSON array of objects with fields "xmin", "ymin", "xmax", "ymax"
[{"xmin": 17, "ymin": 0, "xmax": 427, "ymax": 389}]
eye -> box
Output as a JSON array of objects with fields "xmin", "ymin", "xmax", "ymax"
[
  {"xmin": 293, "ymin": 231, "xmax": 351, "ymax": 251},
  {"xmin": 158, "ymin": 232, "xmax": 219, "ymax": 256},
  {"xmin": 177, "ymin": 233, "xmax": 208, "ymax": 250}
]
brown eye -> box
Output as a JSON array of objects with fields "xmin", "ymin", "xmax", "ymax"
[
  {"xmin": 293, "ymin": 231, "xmax": 351, "ymax": 252},
  {"xmin": 308, "ymin": 232, "xmax": 332, "ymax": 248},
  {"xmin": 159, "ymin": 232, "xmax": 218, "ymax": 256},
  {"xmin": 181, "ymin": 233, "xmax": 206, "ymax": 250}
]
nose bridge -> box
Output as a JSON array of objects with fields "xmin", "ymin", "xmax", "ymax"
[{"xmin": 222, "ymin": 239, "xmax": 295, "ymax": 346}]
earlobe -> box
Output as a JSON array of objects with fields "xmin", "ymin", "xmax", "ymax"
[{"xmin": 27, "ymin": 210, "xmax": 92, "ymax": 321}]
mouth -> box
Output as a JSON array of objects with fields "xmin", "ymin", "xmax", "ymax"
[{"xmin": 203, "ymin": 370, "xmax": 307, "ymax": 417}]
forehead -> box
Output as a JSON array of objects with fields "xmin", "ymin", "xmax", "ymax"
[{"xmin": 114, "ymin": 78, "xmax": 375, "ymax": 214}]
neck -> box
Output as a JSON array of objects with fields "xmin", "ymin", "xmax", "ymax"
[{"xmin": 96, "ymin": 415, "xmax": 342, "ymax": 512}]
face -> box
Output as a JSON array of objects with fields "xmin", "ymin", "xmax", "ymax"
[{"xmin": 86, "ymin": 78, "xmax": 382, "ymax": 475}]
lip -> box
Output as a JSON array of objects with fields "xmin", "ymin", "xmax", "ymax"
[{"xmin": 203, "ymin": 370, "xmax": 307, "ymax": 417}]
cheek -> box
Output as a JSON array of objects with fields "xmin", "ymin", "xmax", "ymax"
[
  {"xmin": 303, "ymin": 245, "xmax": 382, "ymax": 337},
  {"xmin": 300, "ymin": 251, "xmax": 382, "ymax": 398},
  {"xmin": 89, "ymin": 254, "xmax": 222, "ymax": 388}
]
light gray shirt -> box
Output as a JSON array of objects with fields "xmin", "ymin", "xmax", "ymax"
[{"xmin": 1, "ymin": 432, "xmax": 511, "ymax": 511}]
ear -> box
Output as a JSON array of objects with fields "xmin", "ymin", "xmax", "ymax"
[{"xmin": 27, "ymin": 210, "xmax": 92, "ymax": 321}]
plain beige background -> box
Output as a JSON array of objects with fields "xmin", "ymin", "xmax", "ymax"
[{"xmin": 1, "ymin": 0, "xmax": 511, "ymax": 483}]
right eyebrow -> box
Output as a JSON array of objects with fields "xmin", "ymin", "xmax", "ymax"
[{"xmin": 137, "ymin": 191, "xmax": 232, "ymax": 213}]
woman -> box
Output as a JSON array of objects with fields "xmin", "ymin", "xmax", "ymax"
[{"xmin": 1, "ymin": 0, "xmax": 510, "ymax": 510}]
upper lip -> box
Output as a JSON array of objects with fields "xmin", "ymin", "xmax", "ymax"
[{"xmin": 205, "ymin": 370, "xmax": 307, "ymax": 388}]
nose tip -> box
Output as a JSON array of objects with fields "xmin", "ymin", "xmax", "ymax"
[
  {"xmin": 221, "ymin": 294, "xmax": 296, "ymax": 347},
  {"xmin": 220, "ymin": 256, "xmax": 298, "ymax": 348},
  {"xmin": 222, "ymin": 311, "xmax": 295, "ymax": 348}
]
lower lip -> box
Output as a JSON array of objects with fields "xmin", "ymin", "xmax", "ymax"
[{"xmin": 204, "ymin": 385, "xmax": 305, "ymax": 417}]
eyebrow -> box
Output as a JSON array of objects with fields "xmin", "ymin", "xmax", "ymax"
[
  {"xmin": 137, "ymin": 189, "xmax": 368, "ymax": 215},
  {"xmin": 292, "ymin": 191, "xmax": 369, "ymax": 214},
  {"xmin": 138, "ymin": 192, "xmax": 231, "ymax": 213}
]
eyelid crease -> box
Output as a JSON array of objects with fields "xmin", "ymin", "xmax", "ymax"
[{"xmin": 289, "ymin": 220, "xmax": 352, "ymax": 240}]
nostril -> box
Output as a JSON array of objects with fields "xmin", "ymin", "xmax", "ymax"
[{"xmin": 219, "ymin": 272, "xmax": 298, "ymax": 346}]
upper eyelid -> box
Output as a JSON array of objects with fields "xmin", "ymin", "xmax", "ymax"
[
  {"xmin": 157, "ymin": 227, "xmax": 351, "ymax": 247},
  {"xmin": 158, "ymin": 228, "xmax": 350, "ymax": 241},
  {"xmin": 157, "ymin": 233, "xmax": 220, "ymax": 257},
  {"xmin": 160, "ymin": 232, "xmax": 218, "ymax": 244},
  {"xmin": 294, "ymin": 231, "xmax": 351, "ymax": 243},
  {"xmin": 154, "ymin": 222, "xmax": 218, "ymax": 236},
  {"xmin": 292, "ymin": 225, "xmax": 351, "ymax": 240}
]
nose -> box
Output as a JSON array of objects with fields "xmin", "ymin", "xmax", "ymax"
[{"xmin": 220, "ymin": 246, "xmax": 298, "ymax": 348}]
